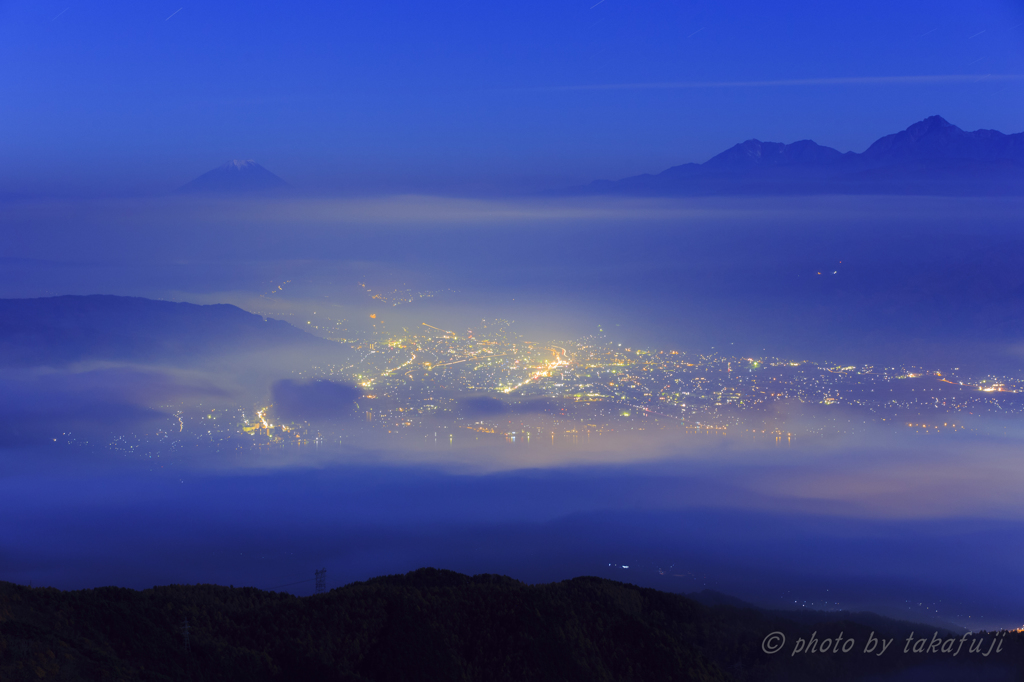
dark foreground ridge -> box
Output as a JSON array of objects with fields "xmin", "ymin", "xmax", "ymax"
[{"xmin": 1, "ymin": 569, "xmax": 1020, "ymax": 681}]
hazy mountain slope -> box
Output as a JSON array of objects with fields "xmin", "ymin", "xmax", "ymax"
[{"xmin": 0, "ymin": 295, "xmax": 336, "ymax": 367}]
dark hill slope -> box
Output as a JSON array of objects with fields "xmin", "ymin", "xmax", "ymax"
[
  {"xmin": 0, "ymin": 295, "xmax": 338, "ymax": 367},
  {"xmin": 0, "ymin": 569, "xmax": 1019, "ymax": 681}
]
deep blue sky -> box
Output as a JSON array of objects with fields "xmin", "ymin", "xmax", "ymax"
[{"xmin": 0, "ymin": 0, "xmax": 1022, "ymax": 194}]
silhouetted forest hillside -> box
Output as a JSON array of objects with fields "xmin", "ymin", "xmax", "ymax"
[
  {"xmin": 0, "ymin": 295, "xmax": 339, "ymax": 368},
  {"xmin": 1, "ymin": 569, "xmax": 1020, "ymax": 681}
]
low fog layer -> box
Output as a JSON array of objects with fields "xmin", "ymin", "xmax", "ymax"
[
  {"xmin": 2, "ymin": 193, "xmax": 1023, "ymax": 630},
  {"xmin": 2, "ymin": 452, "xmax": 1022, "ymax": 631},
  {"xmin": 3, "ymin": 193, "xmax": 1024, "ymax": 371}
]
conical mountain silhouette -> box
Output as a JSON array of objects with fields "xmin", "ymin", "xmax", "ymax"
[{"xmin": 178, "ymin": 160, "xmax": 289, "ymax": 194}]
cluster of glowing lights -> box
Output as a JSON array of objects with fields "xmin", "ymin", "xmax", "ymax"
[
  {"xmin": 361, "ymin": 352, "xmax": 419, "ymax": 388},
  {"xmin": 502, "ymin": 347, "xmax": 569, "ymax": 394},
  {"xmin": 256, "ymin": 408, "xmax": 271, "ymax": 429}
]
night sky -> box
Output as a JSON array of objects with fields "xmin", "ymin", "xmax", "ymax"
[
  {"xmin": 1, "ymin": 0, "xmax": 1024, "ymax": 636},
  {"xmin": 0, "ymin": 0, "xmax": 1021, "ymax": 194}
]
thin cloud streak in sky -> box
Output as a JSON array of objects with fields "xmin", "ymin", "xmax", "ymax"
[{"xmin": 540, "ymin": 73, "xmax": 1024, "ymax": 92}]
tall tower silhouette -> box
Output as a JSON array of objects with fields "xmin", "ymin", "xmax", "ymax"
[{"xmin": 315, "ymin": 568, "xmax": 326, "ymax": 594}]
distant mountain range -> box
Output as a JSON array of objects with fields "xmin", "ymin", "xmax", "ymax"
[
  {"xmin": 178, "ymin": 159, "xmax": 289, "ymax": 194},
  {"xmin": 580, "ymin": 116, "xmax": 1024, "ymax": 196},
  {"xmin": 0, "ymin": 295, "xmax": 335, "ymax": 367}
]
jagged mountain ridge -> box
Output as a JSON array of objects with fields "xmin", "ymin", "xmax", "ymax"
[{"xmin": 583, "ymin": 116, "xmax": 1024, "ymax": 195}]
